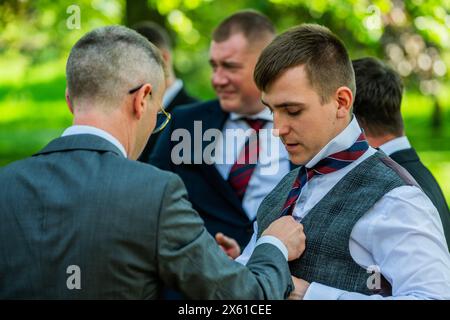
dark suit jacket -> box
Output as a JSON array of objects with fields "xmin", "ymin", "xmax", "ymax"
[
  {"xmin": 390, "ymin": 147, "xmax": 450, "ymax": 248},
  {"xmin": 0, "ymin": 134, "xmax": 293, "ymax": 299},
  {"xmin": 149, "ymin": 100, "xmax": 296, "ymax": 248},
  {"xmin": 138, "ymin": 86, "xmax": 197, "ymax": 162}
]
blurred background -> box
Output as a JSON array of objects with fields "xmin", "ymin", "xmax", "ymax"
[{"xmin": 0, "ymin": 0, "xmax": 449, "ymax": 201}]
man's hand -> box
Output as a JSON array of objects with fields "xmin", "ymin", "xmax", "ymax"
[
  {"xmin": 288, "ymin": 276, "xmax": 310, "ymax": 300},
  {"xmin": 215, "ymin": 232, "xmax": 241, "ymax": 259},
  {"xmin": 262, "ymin": 216, "xmax": 305, "ymax": 261}
]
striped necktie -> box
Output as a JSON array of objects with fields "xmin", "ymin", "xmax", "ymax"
[
  {"xmin": 228, "ymin": 119, "xmax": 267, "ymax": 200},
  {"xmin": 281, "ymin": 132, "xmax": 369, "ymax": 217}
]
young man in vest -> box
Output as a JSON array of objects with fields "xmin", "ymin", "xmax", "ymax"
[{"xmin": 234, "ymin": 24, "xmax": 450, "ymax": 299}]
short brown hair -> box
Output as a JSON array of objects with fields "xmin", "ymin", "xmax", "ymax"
[
  {"xmin": 352, "ymin": 57, "xmax": 404, "ymax": 137},
  {"xmin": 254, "ymin": 24, "xmax": 355, "ymax": 104},
  {"xmin": 212, "ymin": 10, "xmax": 275, "ymax": 43},
  {"xmin": 132, "ymin": 21, "xmax": 172, "ymax": 50}
]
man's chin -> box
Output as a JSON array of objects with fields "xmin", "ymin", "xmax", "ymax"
[
  {"xmin": 287, "ymin": 152, "xmax": 308, "ymax": 166},
  {"xmin": 218, "ymin": 99, "xmax": 241, "ymax": 113}
]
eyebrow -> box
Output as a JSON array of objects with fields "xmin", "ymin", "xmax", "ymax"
[
  {"xmin": 209, "ymin": 59, "xmax": 243, "ymax": 68},
  {"xmin": 261, "ymin": 99, "xmax": 306, "ymax": 109}
]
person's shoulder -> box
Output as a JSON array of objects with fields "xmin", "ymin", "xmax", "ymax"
[
  {"xmin": 104, "ymin": 156, "xmax": 183, "ymax": 199},
  {"xmin": 172, "ymin": 99, "xmax": 220, "ymax": 117},
  {"xmin": 119, "ymin": 157, "xmax": 179, "ymax": 182},
  {"xmin": 172, "ymin": 86, "xmax": 198, "ymax": 106},
  {"xmin": 0, "ymin": 156, "xmax": 36, "ymax": 178}
]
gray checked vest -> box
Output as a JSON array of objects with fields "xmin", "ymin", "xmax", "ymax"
[{"xmin": 256, "ymin": 151, "xmax": 419, "ymax": 295}]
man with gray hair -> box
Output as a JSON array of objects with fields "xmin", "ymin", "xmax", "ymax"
[
  {"xmin": 132, "ymin": 21, "xmax": 198, "ymax": 160},
  {"xmin": 0, "ymin": 25, "xmax": 306, "ymax": 299}
]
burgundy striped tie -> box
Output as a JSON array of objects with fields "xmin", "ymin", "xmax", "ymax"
[
  {"xmin": 228, "ymin": 119, "xmax": 267, "ymax": 200},
  {"xmin": 281, "ymin": 132, "xmax": 369, "ymax": 217}
]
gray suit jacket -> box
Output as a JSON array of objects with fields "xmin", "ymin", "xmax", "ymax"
[{"xmin": 0, "ymin": 134, "xmax": 292, "ymax": 299}]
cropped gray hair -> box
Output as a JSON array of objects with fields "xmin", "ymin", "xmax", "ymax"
[{"xmin": 66, "ymin": 25, "xmax": 165, "ymax": 109}]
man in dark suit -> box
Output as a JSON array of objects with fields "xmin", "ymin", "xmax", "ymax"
[
  {"xmin": 149, "ymin": 11, "xmax": 295, "ymax": 249},
  {"xmin": 352, "ymin": 57, "xmax": 450, "ymax": 248},
  {"xmin": 0, "ymin": 26, "xmax": 306, "ymax": 299},
  {"xmin": 132, "ymin": 21, "xmax": 198, "ymax": 161}
]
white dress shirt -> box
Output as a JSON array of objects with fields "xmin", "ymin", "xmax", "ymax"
[
  {"xmin": 163, "ymin": 79, "xmax": 183, "ymax": 108},
  {"xmin": 62, "ymin": 125, "xmax": 127, "ymax": 158},
  {"xmin": 237, "ymin": 117, "xmax": 450, "ymax": 299},
  {"xmin": 213, "ymin": 107, "xmax": 291, "ymax": 221},
  {"xmin": 379, "ymin": 136, "xmax": 412, "ymax": 156}
]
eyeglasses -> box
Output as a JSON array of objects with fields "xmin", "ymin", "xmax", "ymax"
[{"xmin": 128, "ymin": 84, "xmax": 171, "ymax": 134}]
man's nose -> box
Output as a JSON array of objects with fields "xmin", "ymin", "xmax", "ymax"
[
  {"xmin": 273, "ymin": 120, "xmax": 289, "ymax": 138},
  {"xmin": 212, "ymin": 68, "xmax": 229, "ymax": 87}
]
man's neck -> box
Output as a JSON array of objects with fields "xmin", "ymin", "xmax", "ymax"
[
  {"xmin": 165, "ymin": 69, "xmax": 176, "ymax": 88},
  {"xmin": 302, "ymin": 116, "xmax": 363, "ymax": 168},
  {"xmin": 72, "ymin": 111, "xmax": 134, "ymax": 159},
  {"xmin": 366, "ymin": 134, "xmax": 400, "ymax": 148}
]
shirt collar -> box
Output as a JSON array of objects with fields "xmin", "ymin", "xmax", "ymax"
[
  {"xmin": 61, "ymin": 125, "xmax": 127, "ymax": 158},
  {"xmin": 163, "ymin": 79, "xmax": 183, "ymax": 108},
  {"xmin": 379, "ymin": 136, "xmax": 411, "ymax": 156},
  {"xmin": 229, "ymin": 107, "xmax": 273, "ymax": 122},
  {"xmin": 305, "ymin": 116, "xmax": 363, "ymax": 168}
]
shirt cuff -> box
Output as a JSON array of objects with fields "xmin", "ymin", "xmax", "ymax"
[
  {"xmin": 303, "ymin": 282, "xmax": 346, "ymax": 300},
  {"xmin": 255, "ymin": 235, "xmax": 288, "ymax": 261}
]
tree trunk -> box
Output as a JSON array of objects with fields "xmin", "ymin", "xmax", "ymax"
[
  {"xmin": 124, "ymin": 0, "xmax": 164, "ymax": 27},
  {"xmin": 431, "ymin": 97, "xmax": 443, "ymax": 135}
]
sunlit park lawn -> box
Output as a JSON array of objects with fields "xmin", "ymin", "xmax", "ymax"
[{"xmin": 0, "ymin": 56, "xmax": 449, "ymax": 204}]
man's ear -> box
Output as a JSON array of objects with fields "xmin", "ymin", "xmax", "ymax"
[
  {"xmin": 133, "ymin": 83, "xmax": 152, "ymax": 120},
  {"xmin": 160, "ymin": 48, "xmax": 171, "ymax": 65},
  {"xmin": 65, "ymin": 88, "xmax": 74, "ymax": 114},
  {"xmin": 335, "ymin": 86, "xmax": 353, "ymax": 119}
]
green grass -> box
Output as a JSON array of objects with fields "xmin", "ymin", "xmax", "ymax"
[
  {"xmin": 420, "ymin": 151, "xmax": 450, "ymax": 203},
  {"xmin": 0, "ymin": 57, "xmax": 71, "ymax": 165},
  {"xmin": 0, "ymin": 62, "xmax": 449, "ymax": 204}
]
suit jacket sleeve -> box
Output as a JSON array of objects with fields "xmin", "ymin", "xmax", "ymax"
[{"xmin": 156, "ymin": 173, "xmax": 293, "ymax": 299}]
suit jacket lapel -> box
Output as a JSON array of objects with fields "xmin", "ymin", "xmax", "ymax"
[
  {"xmin": 196, "ymin": 102, "xmax": 299, "ymax": 218},
  {"xmin": 195, "ymin": 101, "xmax": 246, "ymax": 217}
]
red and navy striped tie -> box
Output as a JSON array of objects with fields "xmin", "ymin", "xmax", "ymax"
[
  {"xmin": 281, "ymin": 132, "xmax": 369, "ymax": 216},
  {"xmin": 228, "ymin": 119, "xmax": 267, "ymax": 200}
]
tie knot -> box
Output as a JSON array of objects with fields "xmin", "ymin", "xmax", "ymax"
[{"xmin": 245, "ymin": 119, "xmax": 266, "ymax": 132}]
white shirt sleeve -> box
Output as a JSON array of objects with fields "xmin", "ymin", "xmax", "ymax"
[
  {"xmin": 304, "ymin": 186, "xmax": 450, "ymax": 300},
  {"xmin": 235, "ymin": 221, "xmax": 288, "ymax": 265}
]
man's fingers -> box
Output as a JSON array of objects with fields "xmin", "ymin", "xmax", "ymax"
[
  {"xmin": 215, "ymin": 232, "xmax": 234, "ymax": 248},
  {"xmin": 215, "ymin": 232, "xmax": 226, "ymax": 246}
]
